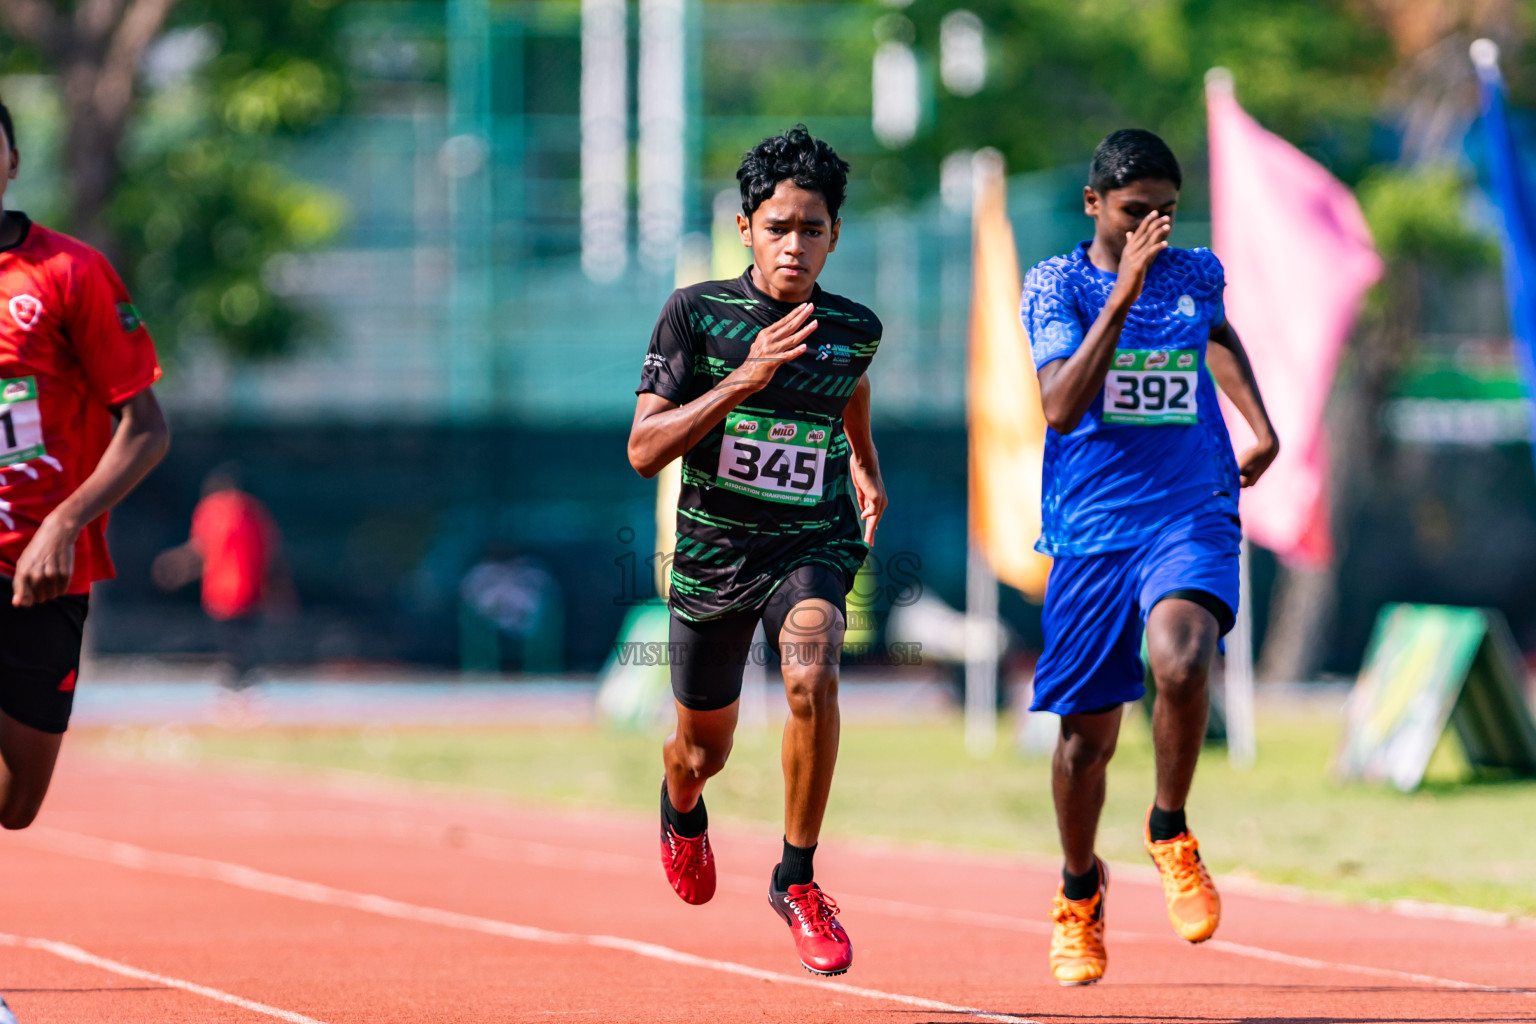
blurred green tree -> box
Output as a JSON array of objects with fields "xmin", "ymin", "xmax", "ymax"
[
  {"xmin": 1349, "ymin": 167, "xmax": 1497, "ymax": 494},
  {"xmin": 1254, "ymin": 1, "xmax": 1519, "ymax": 683},
  {"xmin": 0, "ymin": 0, "xmax": 347, "ymax": 359},
  {"xmin": 888, "ymin": 0, "xmax": 1395, "ymax": 197}
]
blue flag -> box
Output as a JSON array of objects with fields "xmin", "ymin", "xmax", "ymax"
[{"xmin": 1473, "ymin": 44, "xmax": 1536, "ymax": 458}]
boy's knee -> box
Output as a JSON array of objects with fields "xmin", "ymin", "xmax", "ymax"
[
  {"xmin": 1153, "ymin": 650, "xmax": 1209, "ymax": 703},
  {"xmin": 1058, "ymin": 729, "xmax": 1117, "ymax": 773},
  {"xmin": 679, "ymin": 739, "xmax": 731, "ymax": 780},
  {"xmin": 784, "ymin": 668, "xmax": 838, "ymax": 720},
  {"xmin": 1148, "ymin": 613, "xmax": 1216, "ymax": 704}
]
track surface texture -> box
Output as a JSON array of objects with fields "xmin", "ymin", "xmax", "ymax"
[{"xmin": 0, "ymin": 749, "xmax": 1530, "ymax": 1023}]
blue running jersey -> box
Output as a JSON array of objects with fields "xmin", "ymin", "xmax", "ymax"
[{"xmin": 1022, "ymin": 242, "xmax": 1241, "ymax": 557}]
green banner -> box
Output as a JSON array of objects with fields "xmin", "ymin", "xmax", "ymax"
[
  {"xmin": 1334, "ymin": 604, "xmax": 1536, "ymax": 791},
  {"xmin": 595, "ymin": 604, "xmax": 674, "ymax": 731}
]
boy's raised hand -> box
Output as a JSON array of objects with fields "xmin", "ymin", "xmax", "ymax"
[
  {"xmin": 731, "ymin": 303, "xmax": 817, "ymax": 393},
  {"xmin": 1112, "ymin": 212, "xmax": 1171, "ymax": 305}
]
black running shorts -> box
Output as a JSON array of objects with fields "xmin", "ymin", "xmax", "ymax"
[
  {"xmin": 0, "ymin": 580, "xmax": 89, "ymax": 734},
  {"xmin": 669, "ymin": 563, "xmax": 849, "ymax": 712}
]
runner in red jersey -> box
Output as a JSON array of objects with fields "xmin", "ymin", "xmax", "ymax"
[
  {"xmin": 153, "ymin": 467, "xmax": 282, "ymax": 687},
  {"xmin": 0, "ymin": 98, "xmax": 170, "ymax": 839}
]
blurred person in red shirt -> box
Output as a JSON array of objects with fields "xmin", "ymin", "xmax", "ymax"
[
  {"xmin": 154, "ymin": 465, "xmax": 284, "ymax": 688},
  {"xmin": 0, "ymin": 94, "xmax": 170, "ymax": 897}
]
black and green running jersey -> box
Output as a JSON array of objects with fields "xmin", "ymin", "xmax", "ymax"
[{"xmin": 636, "ymin": 268, "xmax": 883, "ymax": 622}]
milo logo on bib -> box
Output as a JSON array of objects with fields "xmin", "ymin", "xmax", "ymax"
[
  {"xmin": 717, "ymin": 409, "xmax": 834, "ymax": 506},
  {"xmin": 1102, "ymin": 348, "xmax": 1199, "ymax": 426}
]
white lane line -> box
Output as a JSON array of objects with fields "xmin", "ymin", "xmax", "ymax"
[
  {"xmin": 45, "ymin": 809, "xmax": 1527, "ymax": 998},
  {"xmin": 1199, "ymin": 938, "xmax": 1499, "ymax": 992},
  {"xmin": 86, "ymin": 759, "xmax": 1536, "ymax": 931},
  {"xmin": 827, "ymin": 891, "xmax": 1523, "ymax": 993},
  {"xmin": 834, "ymin": 891, "xmax": 1527, "ymax": 993},
  {"xmin": 0, "ymin": 931, "xmax": 329, "ymax": 1023},
  {"xmin": 19, "ymin": 828, "xmax": 1040, "ymax": 1024},
  {"xmin": 25, "ymin": 826, "xmax": 1525, "ymax": 1000},
  {"xmin": 400, "ymin": 829, "xmax": 1533, "ymax": 992}
]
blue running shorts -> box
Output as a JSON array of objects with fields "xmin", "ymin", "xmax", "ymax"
[{"xmin": 1030, "ymin": 510, "xmax": 1241, "ymax": 717}]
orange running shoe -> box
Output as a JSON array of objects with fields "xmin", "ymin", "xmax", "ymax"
[
  {"xmin": 1049, "ymin": 858, "xmax": 1108, "ymax": 986},
  {"xmin": 1144, "ymin": 807, "xmax": 1220, "ymax": 943}
]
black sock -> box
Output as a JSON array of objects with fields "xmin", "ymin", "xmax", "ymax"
[
  {"xmin": 660, "ymin": 782, "xmax": 708, "ymax": 839},
  {"xmin": 774, "ymin": 838, "xmax": 816, "ymax": 890},
  {"xmin": 1148, "ymin": 804, "xmax": 1187, "ymax": 842},
  {"xmin": 1062, "ymin": 861, "xmax": 1101, "ymax": 902}
]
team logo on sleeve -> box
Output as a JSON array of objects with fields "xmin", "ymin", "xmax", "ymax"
[
  {"xmin": 8, "ymin": 295, "xmax": 42, "ymax": 331},
  {"xmin": 1175, "ymin": 294, "xmax": 1198, "ymax": 321},
  {"xmin": 116, "ymin": 302, "xmax": 143, "ymax": 332}
]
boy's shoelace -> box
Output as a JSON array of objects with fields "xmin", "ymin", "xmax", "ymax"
[{"xmin": 788, "ymin": 888, "xmax": 841, "ymax": 936}]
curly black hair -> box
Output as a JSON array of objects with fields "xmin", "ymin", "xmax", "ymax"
[
  {"xmin": 1089, "ymin": 129, "xmax": 1181, "ymax": 194},
  {"xmin": 737, "ymin": 125, "xmax": 850, "ymax": 222}
]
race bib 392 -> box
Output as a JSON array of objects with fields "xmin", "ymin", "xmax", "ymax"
[
  {"xmin": 715, "ymin": 409, "xmax": 832, "ymax": 505},
  {"xmin": 1102, "ymin": 349, "xmax": 1199, "ymax": 426}
]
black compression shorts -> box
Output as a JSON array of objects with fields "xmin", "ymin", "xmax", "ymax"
[
  {"xmin": 669, "ymin": 563, "xmax": 849, "ymax": 712},
  {"xmin": 0, "ymin": 580, "xmax": 89, "ymax": 734}
]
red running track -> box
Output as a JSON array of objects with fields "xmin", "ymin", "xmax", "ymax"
[{"xmin": 0, "ymin": 748, "xmax": 1531, "ymax": 1023}]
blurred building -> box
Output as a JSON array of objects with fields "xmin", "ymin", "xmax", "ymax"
[{"xmin": 5, "ymin": 1, "xmax": 1534, "ymax": 675}]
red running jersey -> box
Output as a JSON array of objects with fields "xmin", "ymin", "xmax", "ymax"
[
  {"xmin": 191, "ymin": 490, "xmax": 275, "ymax": 621},
  {"xmin": 0, "ymin": 215, "xmax": 163, "ymax": 593}
]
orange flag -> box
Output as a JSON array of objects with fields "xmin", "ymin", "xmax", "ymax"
[{"xmin": 968, "ymin": 151, "xmax": 1052, "ymax": 600}]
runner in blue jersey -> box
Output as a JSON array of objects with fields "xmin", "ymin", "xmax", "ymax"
[{"xmin": 1022, "ymin": 130, "xmax": 1279, "ymax": 985}]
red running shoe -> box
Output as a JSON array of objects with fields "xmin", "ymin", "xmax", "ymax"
[
  {"xmin": 660, "ymin": 821, "xmax": 715, "ymax": 905},
  {"xmin": 768, "ymin": 873, "xmax": 853, "ymax": 976}
]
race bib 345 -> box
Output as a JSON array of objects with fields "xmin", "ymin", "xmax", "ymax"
[{"xmin": 715, "ymin": 409, "xmax": 832, "ymax": 505}]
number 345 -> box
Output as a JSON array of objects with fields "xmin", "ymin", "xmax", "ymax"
[{"xmin": 726, "ymin": 443, "xmax": 817, "ymax": 490}]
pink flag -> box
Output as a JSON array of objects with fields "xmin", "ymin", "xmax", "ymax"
[{"xmin": 1207, "ymin": 72, "xmax": 1382, "ymax": 568}]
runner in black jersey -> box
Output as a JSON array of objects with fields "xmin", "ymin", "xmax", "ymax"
[
  {"xmin": 643, "ymin": 269, "xmax": 878, "ymax": 620},
  {"xmin": 629, "ymin": 127, "xmax": 884, "ymax": 977}
]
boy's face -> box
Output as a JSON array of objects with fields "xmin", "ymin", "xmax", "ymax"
[
  {"xmin": 1085, "ymin": 178, "xmax": 1179, "ymax": 253},
  {"xmin": 737, "ymin": 181, "xmax": 840, "ymax": 300}
]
